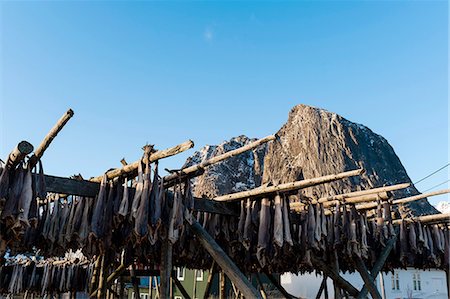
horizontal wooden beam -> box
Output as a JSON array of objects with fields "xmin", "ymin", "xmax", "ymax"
[
  {"xmin": 214, "ymin": 168, "xmax": 364, "ymax": 202},
  {"xmin": 163, "ymin": 135, "xmax": 276, "ymax": 187},
  {"xmin": 290, "ymin": 183, "xmax": 409, "ymax": 208},
  {"xmin": 357, "ymin": 189, "xmax": 450, "ymax": 210},
  {"xmin": 393, "ymin": 212, "xmax": 450, "ymax": 225},
  {"xmin": 4, "ymin": 141, "xmax": 34, "ymax": 170},
  {"xmin": 42, "ymin": 174, "xmax": 238, "ymax": 216},
  {"xmin": 90, "ymin": 140, "xmax": 194, "ymax": 183}
]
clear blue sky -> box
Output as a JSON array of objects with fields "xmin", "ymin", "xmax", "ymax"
[{"xmin": 0, "ymin": 1, "xmax": 448, "ymax": 205}]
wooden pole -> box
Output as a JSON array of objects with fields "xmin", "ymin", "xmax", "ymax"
[
  {"xmin": 90, "ymin": 255, "xmax": 102, "ymax": 293},
  {"xmin": 163, "ymin": 135, "xmax": 276, "ymax": 187},
  {"xmin": 354, "ymin": 257, "xmax": 382, "ymax": 299},
  {"xmin": 29, "ymin": 108, "xmax": 74, "ymax": 168},
  {"xmin": 316, "ymin": 276, "xmax": 327, "ymax": 299},
  {"xmin": 357, "ymin": 228, "xmax": 399, "ymax": 299},
  {"xmin": 193, "ymin": 270, "xmax": 198, "ymax": 299},
  {"xmin": 323, "ymin": 275, "xmax": 329, "ymax": 299},
  {"xmin": 90, "ymin": 264, "xmax": 126, "ymax": 298},
  {"xmin": 293, "ymin": 192, "xmax": 390, "ymax": 212},
  {"xmin": 160, "ymin": 238, "xmax": 173, "ymax": 299},
  {"xmin": 393, "ymin": 212, "xmax": 450, "ymax": 225},
  {"xmin": 203, "ymin": 263, "xmax": 216, "ymax": 299},
  {"xmin": 357, "ymin": 189, "xmax": 450, "ymax": 210},
  {"xmin": 3, "ymin": 141, "xmax": 34, "ymax": 170},
  {"xmin": 291, "ymin": 183, "xmax": 410, "ymax": 208},
  {"xmin": 214, "ymin": 168, "xmax": 364, "ymax": 202},
  {"xmin": 255, "ymin": 273, "xmax": 268, "ymax": 299},
  {"xmin": 97, "ymin": 255, "xmax": 105, "ymax": 299},
  {"xmin": 186, "ymin": 216, "xmax": 262, "ymax": 299},
  {"xmin": 219, "ymin": 271, "xmax": 226, "ymax": 299},
  {"xmin": 131, "ymin": 264, "xmax": 140, "ymax": 299},
  {"xmin": 172, "ymin": 275, "xmax": 192, "ymax": 299},
  {"xmin": 90, "ymin": 140, "xmax": 194, "ymax": 182},
  {"xmin": 263, "ymin": 271, "xmax": 297, "ymax": 299},
  {"xmin": 149, "ymin": 276, "xmax": 153, "ymax": 299}
]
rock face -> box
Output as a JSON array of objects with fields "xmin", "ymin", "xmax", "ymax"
[{"xmin": 185, "ymin": 104, "xmax": 437, "ymax": 216}]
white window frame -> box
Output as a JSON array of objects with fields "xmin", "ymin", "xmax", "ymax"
[
  {"xmin": 195, "ymin": 270, "xmax": 204, "ymax": 281},
  {"xmin": 412, "ymin": 272, "xmax": 421, "ymax": 291},
  {"xmin": 175, "ymin": 296, "xmax": 182, "ymax": 299},
  {"xmin": 391, "ymin": 272, "xmax": 400, "ymax": 291},
  {"xmin": 177, "ymin": 267, "xmax": 185, "ymax": 281}
]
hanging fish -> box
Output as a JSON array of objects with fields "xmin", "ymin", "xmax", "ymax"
[
  {"xmin": 333, "ymin": 202, "xmax": 342, "ymax": 249},
  {"xmin": 307, "ymin": 203, "xmax": 318, "ymax": 250},
  {"xmin": 90, "ymin": 174, "xmax": 108, "ymax": 240},
  {"xmin": 134, "ymin": 146, "xmax": 152, "ymax": 239},
  {"xmin": 117, "ymin": 178, "xmax": 130, "ymax": 220},
  {"xmin": 238, "ymin": 199, "xmax": 247, "ymax": 243},
  {"xmin": 242, "ymin": 199, "xmax": 252, "ymax": 249},
  {"xmin": 408, "ymin": 222, "xmax": 417, "ymax": 254},
  {"xmin": 273, "ymin": 194, "xmax": 283, "ymax": 248},
  {"xmin": 257, "ymin": 197, "xmax": 271, "ymax": 268},
  {"xmin": 130, "ymin": 161, "xmax": 144, "ymax": 220},
  {"xmin": 2, "ymin": 164, "xmax": 25, "ymax": 225},
  {"xmin": 360, "ymin": 212, "xmax": 369, "ymax": 259},
  {"xmin": 15, "ymin": 165, "xmax": 31, "ymax": 230},
  {"xmin": 282, "ymin": 194, "xmax": 293, "ymax": 246},
  {"xmin": 399, "ymin": 220, "xmax": 408, "ymax": 266}
]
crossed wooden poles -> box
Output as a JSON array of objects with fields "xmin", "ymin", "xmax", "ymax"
[{"xmin": 3, "ymin": 108, "xmax": 449, "ymax": 299}]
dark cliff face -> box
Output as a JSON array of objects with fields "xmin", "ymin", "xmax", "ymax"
[{"xmin": 185, "ymin": 105, "xmax": 437, "ymax": 215}]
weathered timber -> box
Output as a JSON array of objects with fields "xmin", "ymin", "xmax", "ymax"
[
  {"xmin": 42, "ymin": 174, "xmax": 99, "ymax": 197},
  {"xmin": 316, "ymin": 276, "xmax": 327, "ymax": 299},
  {"xmin": 393, "ymin": 212, "xmax": 450, "ymax": 225},
  {"xmin": 4, "ymin": 141, "xmax": 34, "ymax": 170},
  {"xmin": 29, "ymin": 109, "xmax": 74, "ymax": 168},
  {"xmin": 311, "ymin": 255, "xmax": 359, "ymax": 297},
  {"xmin": 90, "ymin": 264, "xmax": 126, "ymax": 298},
  {"xmin": 41, "ymin": 174, "xmax": 238, "ymax": 215},
  {"xmin": 186, "ymin": 216, "xmax": 262, "ymax": 299},
  {"xmin": 203, "ymin": 262, "xmax": 216, "ymax": 299},
  {"xmin": 96, "ymin": 255, "xmax": 105, "ymax": 299},
  {"xmin": 160, "ymin": 237, "xmax": 173, "ymax": 299},
  {"xmin": 354, "ymin": 257, "xmax": 382, "ymax": 299},
  {"xmin": 357, "ymin": 189, "xmax": 450, "ymax": 210},
  {"xmin": 357, "ymin": 228, "xmax": 399, "ymax": 299},
  {"xmin": 255, "ymin": 273, "xmax": 268, "ymax": 299},
  {"xmin": 172, "ymin": 275, "xmax": 191, "ymax": 299},
  {"xmin": 130, "ymin": 264, "xmax": 140, "ymax": 299},
  {"xmin": 291, "ymin": 183, "xmax": 409, "ymax": 208},
  {"xmin": 219, "ymin": 271, "xmax": 226, "ymax": 299},
  {"xmin": 214, "ymin": 168, "xmax": 364, "ymax": 202},
  {"xmin": 263, "ymin": 271, "xmax": 297, "ymax": 299},
  {"xmin": 293, "ymin": 192, "xmax": 390, "ymax": 212},
  {"xmin": 91, "ymin": 140, "xmax": 194, "ymax": 183},
  {"xmin": 163, "ymin": 135, "xmax": 276, "ymax": 187}
]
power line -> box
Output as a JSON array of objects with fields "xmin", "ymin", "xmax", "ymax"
[
  {"xmin": 422, "ymin": 179, "xmax": 450, "ymax": 193},
  {"xmin": 413, "ymin": 163, "xmax": 450, "ymax": 185}
]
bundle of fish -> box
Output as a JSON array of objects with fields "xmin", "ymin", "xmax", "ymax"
[
  {"xmin": 0, "ymin": 158, "xmax": 47, "ymax": 257},
  {"xmin": 0, "ymin": 250, "xmax": 92, "ymax": 296}
]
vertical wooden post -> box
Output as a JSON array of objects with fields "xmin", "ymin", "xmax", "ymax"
[
  {"xmin": 324, "ymin": 275, "xmax": 329, "ymax": 299},
  {"xmin": 193, "ymin": 270, "xmax": 198, "ymax": 299},
  {"xmin": 219, "ymin": 271, "xmax": 226, "ymax": 299},
  {"xmin": 333, "ymin": 252, "xmax": 342, "ymax": 299},
  {"xmin": 149, "ymin": 276, "xmax": 153, "ymax": 299},
  {"xmin": 131, "ymin": 264, "xmax": 140, "ymax": 299},
  {"xmin": 316, "ymin": 276, "xmax": 327, "ymax": 299},
  {"xmin": 160, "ymin": 239, "xmax": 173, "ymax": 299},
  {"xmin": 97, "ymin": 255, "xmax": 105, "ymax": 299},
  {"xmin": 255, "ymin": 273, "xmax": 268, "ymax": 299},
  {"xmin": 119, "ymin": 276, "xmax": 125, "ymax": 299},
  {"xmin": 379, "ymin": 273, "xmax": 386, "ymax": 299},
  {"xmin": 203, "ymin": 263, "xmax": 216, "ymax": 299}
]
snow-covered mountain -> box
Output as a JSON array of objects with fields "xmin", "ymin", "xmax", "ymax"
[
  {"xmin": 185, "ymin": 104, "xmax": 438, "ymax": 216},
  {"xmin": 435, "ymin": 201, "xmax": 450, "ymax": 213}
]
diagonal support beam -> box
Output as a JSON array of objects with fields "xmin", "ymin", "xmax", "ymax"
[
  {"xmin": 354, "ymin": 257, "xmax": 382, "ymax": 299},
  {"xmin": 311, "ymin": 256, "xmax": 359, "ymax": 297},
  {"xmin": 357, "ymin": 229, "xmax": 399, "ymax": 299},
  {"xmin": 172, "ymin": 275, "xmax": 192, "ymax": 299},
  {"xmin": 186, "ymin": 215, "xmax": 262, "ymax": 299},
  {"xmin": 263, "ymin": 271, "xmax": 297, "ymax": 299}
]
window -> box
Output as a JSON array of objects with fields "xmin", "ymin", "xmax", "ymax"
[
  {"xmin": 391, "ymin": 272, "xmax": 400, "ymax": 290},
  {"xmin": 175, "ymin": 296, "xmax": 182, "ymax": 299},
  {"xmin": 177, "ymin": 267, "xmax": 185, "ymax": 281},
  {"xmin": 412, "ymin": 272, "xmax": 421, "ymax": 291},
  {"xmin": 195, "ymin": 270, "xmax": 204, "ymax": 281}
]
